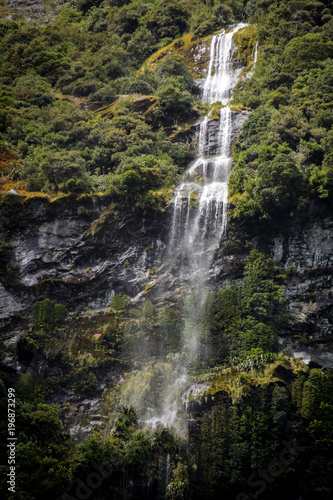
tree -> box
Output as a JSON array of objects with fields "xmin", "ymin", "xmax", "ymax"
[
  {"xmin": 155, "ymin": 85, "xmax": 193, "ymax": 124},
  {"xmin": 31, "ymin": 299, "xmax": 67, "ymax": 333},
  {"xmin": 118, "ymin": 169, "xmax": 143, "ymax": 202},
  {"xmin": 142, "ymin": 0, "xmax": 189, "ymax": 43},
  {"xmin": 282, "ymin": 33, "xmax": 333, "ymax": 77},
  {"xmin": 156, "ymin": 55, "xmax": 193, "ymax": 92}
]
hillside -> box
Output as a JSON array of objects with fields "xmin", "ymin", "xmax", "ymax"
[{"xmin": 0, "ymin": 1, "xmax": 333, "ymax": 500}]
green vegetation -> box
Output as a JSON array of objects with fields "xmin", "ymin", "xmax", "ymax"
[
  {"xmin": 31, "ymin": 298, "xmax": 68, "ymax": 333},
  {"xmin": 0, "ymin": 0, "xmax": 249, "ymax": 205},
  {"xmin": 0, "ymin": 372, "xmax": 183, "ymax": 500},
  {"xmin": 1, "ymin": 356, "xmax": 332, "ymax": 499},
  {"xmin": 190, "ymin": 370, "xmax": 333, "ymax": 500},
  {"xmin": 109, "ymin": 293, "xmax": 131, "ymax": 311},
  {"xmin": 213, "ymin": 250, "xmax": 286, "ymax": 359},
  {"xmin": 229, "ymin": 0, "xmax": 333, "ymax": 236},
  {"xmin": 1, "ymin": 1, "xmax": 333, "ymax": 499}
]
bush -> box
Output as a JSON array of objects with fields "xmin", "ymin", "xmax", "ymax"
[
  {"xmin": 73, "ymin": 78, "xmax": 101, "ymax": 97},
  {"xmin": 155, "ymin": 55, "xmax": 193, "ymax": 92},
  {"xmin": 193, "ymin": 20, "xmax": 216, "ymax": 39},
  {"xmin": 253, "ymin": 153, "xmax": 304, "ymax": 218},
  {"xmin": 282, "ymin": 33, "xmax": 333, "ymax": 77},
  {"xmin": 121, "ymin": 79, "xmax": 154, "ymax": 95},
  {"xmin": 159, "ymin": 306, "xmax": 183, "ymax": 352},
  {"xmin": 60, "ymin": 177, "xmax": 89, "ymax": 194},
  {"xmin": 213, "ymin": 251, "xmax": 285, "ymax": 357},
  {"xmin": 110, "ymin": 293, "xmax": 131, "ymax": 311},
  {"xmin": 31, "ymin": 299, "xmax": 67, "ymax": 333},
  {"xmin": 142, "ymin": 0, "xmax": 189, "ymax": 43},
  {"xmin": 310, "ymin": 152, "xmax": 333, "ymax": 199},
  {"xmin": 24, "ymin": 150, "xmax": 89, "ymax": 194},
  {"xmin": 89, "ymin": 84, "xmax": 117, "ymax": 102},
  {"xmin": 71, "ymin": 371, "xmax": 98, "ymax": 393},
  {"xmin": 154, "ymin": 85, "xmax": 193, "ymax": 124}
]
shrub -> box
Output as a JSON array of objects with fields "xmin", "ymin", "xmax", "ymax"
[
  {"xmin": 154, "ymin": 85, "xmax": 193, "ymax": 124},
  {"xmin": 110, "ymin": 293, "xmax": 131, "ymax": 311},
  {"xmin": 142, "ymin": 0, "xmax": 189, "ymax": 43},
  {"xmin": 121, "ymin": 79, "xmax": 154, "ymax": 95},
  {"xmin": 155, "ymin": 55, "xmax": 193, "ymax": 92},
  {"xmin": 31, "ymin": 299, "xmax": 67, "ymax": 333},
  {"xmin": 71, "ymin": 371, "xmax": 98, "ymax": 393}
]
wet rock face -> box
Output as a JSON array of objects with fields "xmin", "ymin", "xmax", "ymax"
[
  {"xmin": 194, "ymin": 110, "xmax": 248, "ymax": 157},
  {"xmin": 270, "ymin": 206, "xmax": 333, "ymax": 341},
  {"xmin": 243, "ymin": 203, "xmax": 333, "ymax": 368},
  {"xmin": 0, "ymin": 283, "xmax": 25, "ymax": 320},
  {"xmin": 1, "ymin": 198, "xmax": 169, "ymax": 439},
  {"xmin": 211, "ymin": 202, "xmax": 333, "ymax": 367},
  {"xmin": 10, "ymin": 218, "xmax": 89, "ymax": 287},
  {"xmin": 1, "ymin": 197, "xmax": 168, "ymax": 330}
]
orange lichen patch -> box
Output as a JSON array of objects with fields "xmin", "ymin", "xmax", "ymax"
[
  {"xmin": 0, "ymin": 178, "xmax": 48, "ymax": 199},
  {"xmin": 0, "ymin": 147, "xmax": 21, "ymax": 176}
]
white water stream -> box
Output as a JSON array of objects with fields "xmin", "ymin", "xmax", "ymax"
[
  {"xmin": 139, "ymin": 25, "xmax": 248, "ymax": 434},
  {"xmin": 169, "ymin": 24, "xmax": 246, "ymax": 276}
]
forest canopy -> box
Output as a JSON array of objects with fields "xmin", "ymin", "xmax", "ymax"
[{"xmin": 0, "ymin": 0, "xmax": 250, "ymax": 206}]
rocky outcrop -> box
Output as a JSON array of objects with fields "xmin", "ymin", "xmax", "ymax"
[
  {"xmin": 195, "ymin": 109, "xmax": 248, "ymax": 158},
  {"xmin": 1, "ymin": 195, "xmax": 169, "ymax": 332},
  {"xmin": 271, "ymin": 204, "xmax": 333, "ymax": 340},
  {"xmin": 211, "ymin": 201, "xmax": 333, "ymax": 367},
  {"xmin": 271, "ymin": 204, "xmax": 333, "ymax": 367}
]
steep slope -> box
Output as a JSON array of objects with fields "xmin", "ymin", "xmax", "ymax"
[{"xmin": 0, "ymin": 2, "xmax": 333, "ymax": 500}]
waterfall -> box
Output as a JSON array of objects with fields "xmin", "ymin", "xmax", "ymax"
[
  {"xmin": 202, "ymin": 24, "xmax": 247, "ymax": 105},
  {"xmin": 136, "ymin": 25, "xmax": 247, "ymax": 436},
  {"xmin": 169, "ymin": 25, "xmax": 246, "ymax": 275},
  {"xmin": 247, "ymin": 39, "xmax": 258, "ymax": 79},
  {"xmin": 253, "ymin": 40, "xmax": 258, "ymax": 65}
]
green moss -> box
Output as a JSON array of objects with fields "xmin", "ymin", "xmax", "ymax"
[
  {"xmin": 139, "ymin": 32, "xmax": 212, "ymax": 80},
  {"xmin": 232, "ymin": 24, "xmax": 257, "ymax": 70},
  {"xmin": 97, "ymin": 95, "xmax": 158, "ymax": 120},
  {"xmin": 191, "ymin": 355, "xmax": 309, "ymax": 403},
  {"xmin": 189, "ymin": 190, "xmax": 199, "ymax": 208},
  {"xmin": 229, "ymin": 103, "xmax": 250, "ymax": 113}
]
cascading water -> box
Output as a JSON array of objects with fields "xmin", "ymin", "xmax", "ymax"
[
  {"xmin": 202, "ymin": 25, "xmax": 246, "ymax": 105},
  {"xmin": 170, "ymin": 24, "xmax": 247, "ymax": 277},
  {"xmin": 132, "ymin": 25, "xmax": 248, "ymax": 436}
]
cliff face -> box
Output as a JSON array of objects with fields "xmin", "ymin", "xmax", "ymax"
[
  {"xmin": 1, "ymin": 195, "xmax": 169, "ymax": 327},
  {"xmin": 271, "ymin": 203, "xmax": 333, "ymax": 366},
  {"xmin": 0, "ymin": 195, "xmax": 169, "ymax": 439},
  {"xmin": 0, "ymin": 103, "xmax": 249, "ymax": 332},
  {"xmin": 1, "ymin": 109, "xmax": 333, "ymax": 443},
  {"xmin": 4, "ymin": 194, "xmax": 333, "ymax": 344},
  {"xmin": 212, "ymin": 201, "xmax": 333, "ymax": 367}
]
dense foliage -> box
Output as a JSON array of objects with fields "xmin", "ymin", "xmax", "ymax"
[
  {"xmin": 0, "ymin": 373, "xmax": 181, "ymax": 500},
  {"xmin": 0, "ymin": 0, "xmax": 250, "ymax": 204},
  {"xmin": 229, "ymin": 0, "xmax": 333, "ymax": 235},
  {"xmin": 190, "ymin": 369, "xmax": 333, "ymax": 500},
  {"xmin": 1, "ymin": 358, "xmax": 332, "ymax": 499},
  {"xmin": 213, "ymin": 250, "xmax": 286, "ymax": 358}
]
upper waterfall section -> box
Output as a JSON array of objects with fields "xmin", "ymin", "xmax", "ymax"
[
  {"xmin": 202, "ymin": 24, "xmax": 248, "ymax": 105},
  {"xmin": 168, "ymin": 24, "xmax": 249, "ymax": 265}
]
